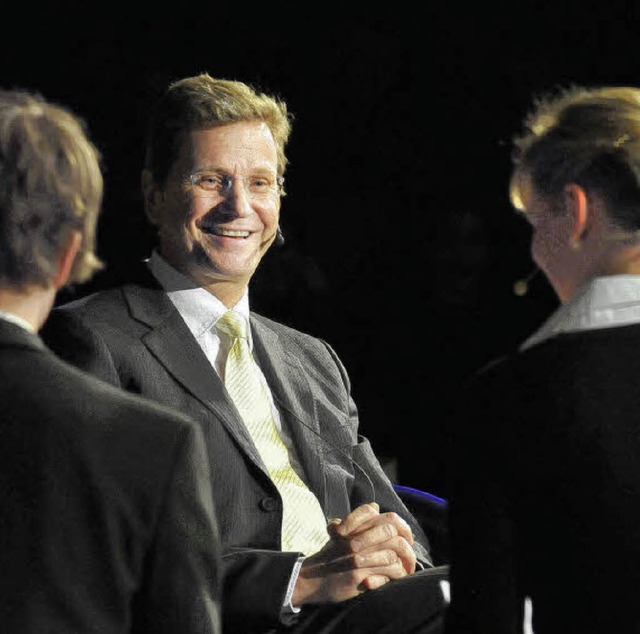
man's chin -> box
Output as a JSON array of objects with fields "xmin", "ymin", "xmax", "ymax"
[{"xmin": 196, "ymin": 261, "xmax": 256, "ymax": 286}]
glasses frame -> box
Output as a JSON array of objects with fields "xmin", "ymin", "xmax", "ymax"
[{"xmin": 188, "ymin": 171, "xmax": 286, "ymax": 199}]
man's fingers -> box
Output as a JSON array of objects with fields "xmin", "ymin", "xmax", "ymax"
[
  {"xmin": 344, "ymin": 511, "xmax": 415, "ymax": 545},
  {"xmin": 326, "ymin": 517, "xmax": 343, "ymax": 539},
  {"xmin": 304, "ymin": 543, "xmax": 408, "ymax": 576},
  {"xmin": 361, "ymin": 574, "xmax": 390, "ymax": 591},
  {"xmin": 332, "ymin": 502, "xmax": 379, "ymax": 537},
  {"xmin": 353, "ymin": 535, "xmax": 417, "ymax": 575}
]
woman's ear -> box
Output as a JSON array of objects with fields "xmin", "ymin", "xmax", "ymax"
[
  {"xmin": 564, "ymin": 183, "xmax": 589, "ymax": 248},
  {"xmin": 141, "ymin": 169, "xmax": 162, "ymax": 225}
]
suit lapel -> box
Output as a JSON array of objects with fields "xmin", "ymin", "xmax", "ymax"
[
  {"xmin": 250, "ymin": 316, "xmax": 328, "ymax": 502},
  {"xmin": 121, "ymin": 282, "xmax": 264, "ymax": 466}
]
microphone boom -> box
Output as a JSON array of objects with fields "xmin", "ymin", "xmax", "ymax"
[{"xmin": 513, "ymin": 267, "xmax": 539, "ymax": 297}]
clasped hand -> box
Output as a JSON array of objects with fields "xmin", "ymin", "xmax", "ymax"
[{"xmin": 292, "ymin": 502, "xmax": 417, "ymax": 606}]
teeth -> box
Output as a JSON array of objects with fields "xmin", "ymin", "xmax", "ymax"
[{"xmin": 207, "ymin": 227, "xmax": 250, "ymax": 238}]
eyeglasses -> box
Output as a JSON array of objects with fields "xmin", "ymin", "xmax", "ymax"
[{"xmin": 188, "ymin": 171, "xmax": 285, "ymax": 199}]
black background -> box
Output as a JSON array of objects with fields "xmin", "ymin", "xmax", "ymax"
[{"xmin": 4, "ymin": 3, "xmax": 640, "ymax": 496}]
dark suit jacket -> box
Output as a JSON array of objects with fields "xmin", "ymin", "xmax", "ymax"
[
  {"xmin": 0, "ymin": 319, "xmax": 221, "ymax": 634},
  {"xmin": 445, "ymin": 325, "xmax": 640, "ymax": 634},
  {"xmin": 41, "ymin": 262, "xmax": 434, "ymax": 632}
]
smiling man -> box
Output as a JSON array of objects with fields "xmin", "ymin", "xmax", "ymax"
[
  {"xmin": 41, "ymin": 73, "xmax": 449, "ymax": 634},
  {"xmin": 143, "ymin": 121, "xmax": 282, "ymax": 301}
]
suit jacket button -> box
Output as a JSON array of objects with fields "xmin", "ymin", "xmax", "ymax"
[{"xmin": 259, "ymin": 497, "xmax": 278, "ymax": 512}]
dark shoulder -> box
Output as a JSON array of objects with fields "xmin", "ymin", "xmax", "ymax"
[
  {"xmin": 51, "ymin": 260, "xmax": 159, "ymax": 322},
  {"xmin": 41, "ymin": 287, "xmax": 133, "ymax": 362},
  {"xmin": 251, "ymin": 313, "xmax": 345, "ymax": 374},
  {"xmin": 250, "ymin": 311, "xmax": 333, "ymax": 353},
  {"xmin": 50, "ymin": 286, "xmax": 130, "ymax": 324},
  {"xmin": 46, "ymin": 348, "xmax": 196, "ymax": 434},
  {"xmin": 465, "ymin": 324, "xmax": 640, "ymax": 410}
]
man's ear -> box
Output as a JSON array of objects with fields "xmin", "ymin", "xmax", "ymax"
[
  {"xmin": 141, "ymin": 168, "xmax": 163, "ymax": 225},
  {"xmin": 564, "ymin": 183, "xmax": 589, "ymax": 247},
  {"xmin": 53, "ymin": 230, "xmax": 82, "ymax": 290}
]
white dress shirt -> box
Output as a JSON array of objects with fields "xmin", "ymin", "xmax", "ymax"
[
  {"xmin": 0, "ymin": 310, "xmax": 36, "ymax": 333},
  {"xmin": 520, "ymin": 275, "xmax": 640, "ymax": 351}
]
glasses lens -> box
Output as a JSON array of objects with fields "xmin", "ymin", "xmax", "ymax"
[{"xmin": 190, "ymin": 172, "xmax": 282, "ymax": 198}]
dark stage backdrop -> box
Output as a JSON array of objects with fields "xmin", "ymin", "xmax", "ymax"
[{"xmin": 3, "ymin": 4, "xmax": 639, "ymax": 496}]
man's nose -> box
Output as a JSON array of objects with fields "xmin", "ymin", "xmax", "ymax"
[{"xmin": 221, "ymin": 179, "xmax": 253, "ymax": 215}]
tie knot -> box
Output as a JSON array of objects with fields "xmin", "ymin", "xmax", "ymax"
[{"xmin": 217, "ymin": 310, "xmax": 248, "ymax": 340}]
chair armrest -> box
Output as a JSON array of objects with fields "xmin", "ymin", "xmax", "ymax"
[{"xmin": 393, "ymin": 484, "xmax": 449, "ymax": 566}]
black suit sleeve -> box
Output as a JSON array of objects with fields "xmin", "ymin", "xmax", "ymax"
[{"xmin": 445, "ymin": 366, "xmax": 524, "ymax": 634}]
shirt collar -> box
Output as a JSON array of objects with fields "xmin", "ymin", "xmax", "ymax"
[
  {"xmin": 520, "ymin": 274, "xmax": 640, "ymax": 351},
  {"xmin": 0, "ymin": 310, "xmax": 36, "ymax": 333},
  {"xmin": 146, "ymin": 250, "xmax": 251, "ymax": 340}
]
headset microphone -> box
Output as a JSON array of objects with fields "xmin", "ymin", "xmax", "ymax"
[
  {"xmin": 513, "ymin": 267, "xmax": 539, "ymax": 297},
  {"xmin": 274, "ymin": 224, "xmax": 285, "ymax": 247},
  {"xmin": 272, "ymin": 394, "xmax": 376, "ymax": 504}
]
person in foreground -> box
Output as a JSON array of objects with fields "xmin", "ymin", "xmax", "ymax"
[
  {"xmin": 41, "ymin": 72, "xmax": 450, "ymax": 633},
  {"xmin": 0, "ymin": 88, "xmax": 222, "ymax": 633},
  {"xmin": 445, "ymin": 85, "xmax": 640, "ymax": 633}
]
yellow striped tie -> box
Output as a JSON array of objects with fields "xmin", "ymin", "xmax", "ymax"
[{"xmin": 217, "ymin": 310, "xmax": 329, "ymax": 555}]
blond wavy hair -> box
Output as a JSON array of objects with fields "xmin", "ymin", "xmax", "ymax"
[
  {"xmin": 510, "ymin": 85, "xmax": 640, "ymax": 232},
  {"xmin": 144, "ymin": 72, "xmax": 293, "ymax": 187}
]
